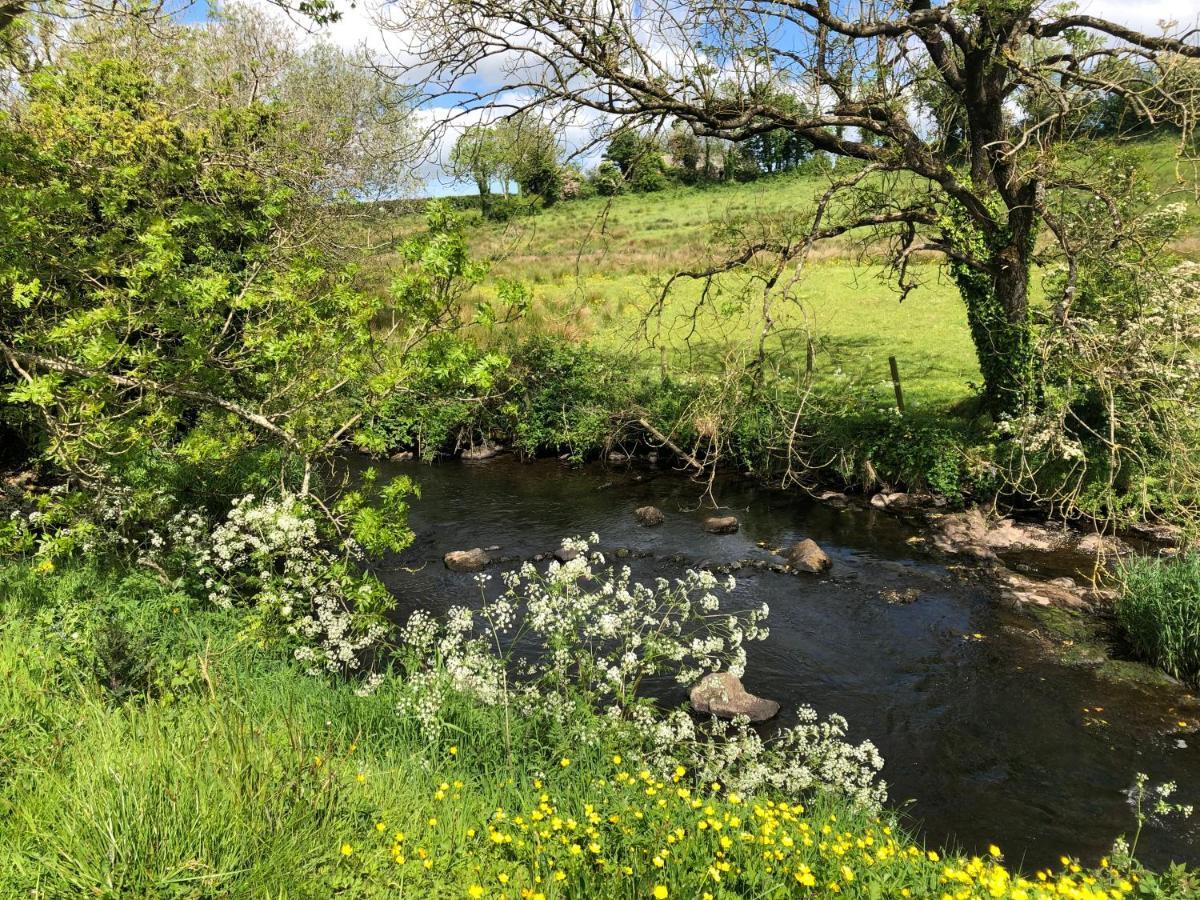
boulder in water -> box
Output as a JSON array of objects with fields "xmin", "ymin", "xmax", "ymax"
[
  {"xmin": 444, "ymin": 548, "xmax": 491, "ymax": 572},
  {"xmin": 703, "ymin": 516, "xmax": 739, "ymax": 535},
  {"xmin": 690, "ymin": 672, "xmax": 779, "ymax": 722},
  {"xmin": 786, "ymin": 538, "xmax": 831, "ymax": 574},
  {"xmin": 462, "ymin": 442, "xmax": 501, "ymax": 461},
  {"xmin": 635, "ymin": 505, "xmax": 665, "ymax": 527}
]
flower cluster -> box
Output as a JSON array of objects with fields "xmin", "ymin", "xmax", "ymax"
[
  {"xmin": 175, "ymin": 493, "xmax": 392, "ymax": 682},
  {"xmin": 396, "ymin": 535, "xmax": 883, "ymax": 805},
  {"xmin": 337, "ymin": 758, "xmax": 1144, "ymax": 900}
]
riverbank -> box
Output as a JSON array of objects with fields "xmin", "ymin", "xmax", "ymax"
[{"xmin": 1, "ymin": 556, "xmax": 1194, "ymax": 896}]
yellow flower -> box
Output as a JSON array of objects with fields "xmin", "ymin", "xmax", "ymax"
[
  {"xmin": 498, "ymin": 873, "xmax": 510, "ymax": 884},
  {"xmin": 375, "ymin": 822, "xmax": 385, "ymax": 832},
  {"xmin": 653, "ymin": 887, "xmax": 669, "ymax": 899},
  {"xmin": 450, "ymin": 746, "xmax": 459, "ymax": 756},
  {"xmin": 613, "ymin": 754, "xmax": 622, "ymax": 764},
  {"xmin": 468, "ymin": 886, "xmax": 484, "ymax": 898},
  {"xmin": 356, "ymin": 773, "xmax": 366, "ymax": 784},
  {"xmin": 340, "ymin": 843, "xmax": 353, "ymax": 857},
  {"xmin": 927, "ymin": 850, "xmax": 939, "ymax": 862},
  {"xmin": 989, "ymin": 844, "xmax": 1002, "ymax": 858},
  {"xmin": 560, "ymin": 757, "xmax": 571, "ymax": 767}
]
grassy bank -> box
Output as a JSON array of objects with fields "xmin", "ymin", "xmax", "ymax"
[
  {"xmin": 1, "ymin": 557, "xmax": 1190, "ymax": 897},
  {"xmin": 1117, "ymin": 553, "xmax": 1200, "ymax": 687}
]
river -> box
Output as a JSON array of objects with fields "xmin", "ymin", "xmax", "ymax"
[{"xmin": 371, "ymin": 454, "xmax": 1200, "ymax": 871}]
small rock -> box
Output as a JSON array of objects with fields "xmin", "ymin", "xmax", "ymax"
[
  {"xmin": 462, "ymin": 442, "xmax": 501, "ymax": 461},
  {"xmin": 608, "ymin": 451, "xmax": 629, "ymax": 463},
  {"xmin": 930, "ymin": 509, "xmax": 997, "ymax": 560},
  {"xmin": 703, "ymin": 516, "xmax": 739, "ymax": 535},
  {"xmin": 389, "ymin": 450, "xmax": 415, "ymax": 462},
  {"xmin": 983, "ymin": 518, "xmax": 1061, "ymax": 553},
  {"xmin": 1128, "ymin": 521, "xmax": 1183, "ymax": 547},
  {"xmin": 444, "ymin": 548, "xmax": 490, "ymax": 572},
  {"xmin": 817, "ymin": 491, "xmax": 849, "ymax": 508},
  {"xmin": 689, "ymin": 672, "xmax": 779, "ymax": 722},
  {"xmin": 635, "ymin": 505, "xmax": 665, "ymax": 527},
  {"xmin": 869, "ymin": 493, "xmax": 889, "ymax": 510},
  {"xmin": 1076, "ymin": 533, "xmax": 1130, "ymax": 557},
  {"xmin": 880, "ymin": 587, "xmax": 921, "ymax": 604},
  {"xmin": 785, "ymin": 538, "xmax": 832, "ymax": 574},
  {"xmin": 554, "ymin": 546, "xmax": 581, "ymax": 563},
  {"xmin": 1050, "ymin": 576, "xmax": 1076, "ymax": 589},
  {"xmin": 615, "ymin": 547, "xmax": 630, "ymax": 558},
  {"xmin": 646, "ymin": 452, "xmax": 659, "ymax": 464}
]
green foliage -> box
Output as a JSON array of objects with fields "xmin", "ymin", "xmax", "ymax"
[
  {"xmin": 1117, "ymin": 553, "xmax": 1200, "ymax": 686},
  {"xmin": 0, "ymin": 49, "xmax": 386, "ymax": 484},
  {"xmin": 820, "ymin": 407, "xmax": 972, "ymax": 500}
]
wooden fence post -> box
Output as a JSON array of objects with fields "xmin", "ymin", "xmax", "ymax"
[{"xmin": 888, "ymin": 355, "xmax": 906, "ymax": 414}]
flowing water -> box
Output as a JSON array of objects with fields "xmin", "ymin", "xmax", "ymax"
[{"xmin": 370, "ymin": 455, "xmax": 1200, "ymax": 871}]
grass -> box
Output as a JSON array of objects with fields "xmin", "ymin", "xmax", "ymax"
[
  {"xmin": 1116, "ymin": 553, "xmax": 1200, "ymax": 686},
  {"xmin": 1, "ymin": 557, "xmax": 1186, "ymax": 897}
]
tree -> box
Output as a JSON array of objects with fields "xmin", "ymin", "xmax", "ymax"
[
  {"xmin": 501, "ymin": 112, "xmax": 563, "ymax": 203},
  {"xmin": 450, "ymin": 124, "xmax": 511, "ymax": 215},
  {"xmin": 603, "ymin": 129, "xmax": 668, "ymax": 191},
  {"xmin": 392, "ymin": 0, "xmax": 1200, "ymax": 416},
  {"xmin": 0, "ymin": 15, "xmax": 420, "ymax": 522}
]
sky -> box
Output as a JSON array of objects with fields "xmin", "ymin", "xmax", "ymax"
[{"xmin": 171, "ymin": 0, "xmax": 1200, "ymax": 197}]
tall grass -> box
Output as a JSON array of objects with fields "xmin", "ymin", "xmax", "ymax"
[{"xmin": 1116, "ymin": 552, "xmax": 1200, "ymax": 686}]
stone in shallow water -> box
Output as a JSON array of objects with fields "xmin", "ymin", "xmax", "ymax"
[
  {"xmin": 690, "ymin": 672, "xmax": 779, "ymax": 722},
  {"xmin": 786, "ymin": 538, "xmax": 831, "ymax": 574},
  {"xmin": 461, "ymin": 442, "xmax": 502, "ymax": 461},
  {"xmin": 443, "ymin": 548, "xmax": 490, "ymax": 572},
  {"xmin": 703, "ymin": 515, "xmax": 739, "ymax": 534},
  {"xmin": 635, "ymin": 505, "xmax": 665, "ymax": 526},
  {"xmin": 554, "ymin": 546, "xmax": 580, "ymax": 563}
]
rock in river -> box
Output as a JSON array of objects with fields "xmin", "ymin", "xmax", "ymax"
[
  {"xmin": 635, "ymin": 505, "xmax": 665, "ymax": 527},
  {"xmin": 785, "ymin": 538, "xmax": 831, "ymax": 574},
  {"xmin": 554, "ymin": 545, "xmax": 580, "ymax": 563},
  {"xmin": 461, "ymin": 442, "xmax": 502, "ymax": 461},
  {"xmin": 703, "ymin": 515, "xmax": 739, "ymax": 535},
  {"xmin": 690, "ymin": 672, "xmax": 779, "ymax": 722},
  {"xmin": 444, "ymin": 548, "xmax": 491, "ymax": 572}
]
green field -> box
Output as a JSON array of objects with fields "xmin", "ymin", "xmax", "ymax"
[{"xmin": 362, "ymin": 137, "xmax": 1197, "ymax": 411}]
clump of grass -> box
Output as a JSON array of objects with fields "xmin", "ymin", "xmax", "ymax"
[{"xmin": 1116, "ymin": 552, "xmax": 1200, "ymax": 685}]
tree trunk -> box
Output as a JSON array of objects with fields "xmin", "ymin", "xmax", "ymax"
[{"xmin": 957, "ymin": 237, "xmax": 1037, "ymax": 418}]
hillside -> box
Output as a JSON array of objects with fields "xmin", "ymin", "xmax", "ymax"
[{"xmin": 361, "ymin": 137, "xmax": 1198, "ymax": 410}]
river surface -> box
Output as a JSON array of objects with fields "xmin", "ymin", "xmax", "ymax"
[{"xmin": 370, "ymin": 455, "xmax": 1200, "ymax": 871}]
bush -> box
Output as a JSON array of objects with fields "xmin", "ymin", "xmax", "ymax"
[{"xmin": 1116, "ymin": 552, "xmax": 1200, "ymax": 685}]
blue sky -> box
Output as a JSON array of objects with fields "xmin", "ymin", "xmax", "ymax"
[{"xmin": 171, "ymin": 0, "xmax": 1199, "ymax": 198}]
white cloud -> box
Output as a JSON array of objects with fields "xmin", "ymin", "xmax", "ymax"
[{"xmin": 1072, "ymin": 0, "xmax": 1200, "ymax": 34}]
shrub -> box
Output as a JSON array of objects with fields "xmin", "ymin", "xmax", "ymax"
[{"xmin": 1116, "ymin": 552, "xmax": 1200, "ymax": 685}]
